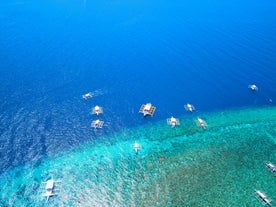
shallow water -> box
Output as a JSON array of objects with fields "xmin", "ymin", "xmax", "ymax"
[
  {"xmin": 1, "ymin": 106, "xmax": 275, "ymax": 206},
  {"xmin": 0, "ymin": 0, "xmax": 276, "ymax": 206},
  {"xmin": 1, "ymin": 0, "xmax": 276, "ymax": 173}
]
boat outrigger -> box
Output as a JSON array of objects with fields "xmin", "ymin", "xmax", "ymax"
[
  {"xmin": 82, "ymin": 92, "xmax": 93, "ymax": 100},
  {"xmin": 197, "ymin": 118, "xmax": 207, "ymax": 129},
  {"xmin": 167, "ymin": 116, "xmax": 180, "ymax": 127},
  {"xmin": 91, "ymin": 119, "xmax": 104, "ymax": 128},
  {"xmin": 266, "ymin": 162, "xmax": 276, "ymax": 174},
  {"xmin": 139, "ymin": 103, "xmax": 156, "ymax": 117},
  {"xmin": 41, "ymin": 177, "xmax": 61, "ymax": 202},
  {"xmin": 184, "ymin": 103, "xmax": 195, "ymax": 112},
  {"xmin": 134, "ymin": 141, "xmax": 140, "ymax": 154},
  {"xmin": 255, "ymin": 190, "xmax": 272, "ymax": 206},
  {"xmin": 92, "ymin": 105, "xmax": 103, "ymax": 116}
]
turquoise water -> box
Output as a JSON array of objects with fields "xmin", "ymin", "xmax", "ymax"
[
  {"xmin": 1, "ymin": 106, "xmax": 275, "ymax": 206},
  {"xmin": 1, "ymin": 0, "xmax": 276, "ymax": 205},
  {"xmin": 1, "ymin": 0, "xmax": 276, "ymax": 173}
]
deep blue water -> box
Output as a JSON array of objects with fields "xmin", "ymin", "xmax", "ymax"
[{"xmin": 0, "ymin": 0, "xmax": 276, "ymax": 173}]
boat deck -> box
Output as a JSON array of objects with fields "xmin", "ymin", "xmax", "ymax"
[
  {"xmin": 167, "ymin": 117, "xmax": 180, "ymax": 126},
  {"xmin": 139, "ymin": 104, "xmax": 156, "ymax": 116},
  {"xmin": 91, "ymin": 120, "xmax": 104, "ymax": 128}
]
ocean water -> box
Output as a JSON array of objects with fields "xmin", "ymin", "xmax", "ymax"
[
  {"xmin": 0, "ymin": 107, "xmax": 276, "ymax": 206},
  {"xmin": 0, "ymin": 0, "xmax": 276, "ymax": 206}
]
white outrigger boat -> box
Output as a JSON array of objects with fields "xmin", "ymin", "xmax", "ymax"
[
  {"xmin": 167, "ymin": 116, "xmax": 180, "ymax": 127},
  {"xmin": 133, "ymin": 141, "xmax": 140, "ymax": 154},
  {"xmin": 41, "ymin": 178, "xmax": 61, "ymax": 202},
  {"xmin": 82, "ymin": 92, "xmax": 93, "ymax": 100},
  {"xmin": 92, "ymin": 105, "xmax": 103, "ymax": 116},
  {"xmin": 139, "ymin": 103, "xmax": 156, "ymax": 117},
  {"xmin": 184, "ymin": 103, "xmax": 195, "ymax": 112},
  {"xmin": 91, "ymin": 119, "xmax": 104, "ymax": 128},
  {"xmin": 248, "ymin": 84, "xmax": 258, "ymax": 91},
  {"xmin": 266, "ymin": 162, "xmax": 276, "ymax": 173},
  {"xmin": 255, "ymin": 190, "xmax": 272, "ymax": 206},
  {"xmin": 197, "ymin": 118, "xmax": 207, "ymax": 129}
]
